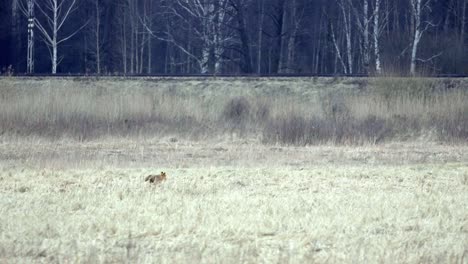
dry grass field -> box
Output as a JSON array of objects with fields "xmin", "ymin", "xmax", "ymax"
[{"xmin": 0, "ymin": 77, "xmax": 467, "ymax": 263}]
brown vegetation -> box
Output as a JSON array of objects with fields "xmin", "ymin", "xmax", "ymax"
[
  {"xmin": 0, "ymin": 77, "xmax": 466, "ymax": 145},
  {"xmin": 0, "ymin": 77, "xmax": 467, "ymax": 263}
]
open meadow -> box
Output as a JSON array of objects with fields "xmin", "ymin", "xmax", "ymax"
[{"xmin": 0, "ymin": 77, "xmax": 467, "ymax": 263}]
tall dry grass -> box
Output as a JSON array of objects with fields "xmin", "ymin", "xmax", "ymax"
[
  {"xmin": 2, "ymin": 164, "xmax": 467, "ymax": 263},
  {"xmin": 0, "ymin": 77, "xmax": 466, "ymax": 144}
]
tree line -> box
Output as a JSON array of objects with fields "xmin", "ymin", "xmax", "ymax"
[{"xmin": 1, "ymin": 0, "xmax": 467, "ymax": 75}]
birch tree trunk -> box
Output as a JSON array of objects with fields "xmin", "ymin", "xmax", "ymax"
[
  {"xmin": 338, "ymin": 0, "xmax": 353, "ymax": 74},
  {"xmin": 27, "ymin": 0, "xmax": 34, "ymax": 73},
  {"xmin": 374, "ymin": 0, "xmax": 382, "ymax": 74},
  {"xmin": 147, "ymin": 34, "xmax": 152, "ymax": 74},
  {"xmin": 200, "ymin": 38, "xmax": 210, "ymax": 74},
  {"xmin": 129, "ymin": 0, "xmax": 135, "ymax": 74},
  {"xmin": 52, "ymin": 0, "xmax": 58, "ymax": 74},
  {"xmin": 157, "ymin": 0, "xmax": 231, "ymax": 74},
  {"xmin": 32, "ymin": 0, "xmax": 83, "ymax": 74},
  {"xmin": 410, "ymin": 0, "xmax": 423, "ymax": 76},
  {"xmin": 363, "ymin": 0, "xmax": 370, "ymax": 73},
  {"xmin": 343, "ymin": 4, "xmax": 353, "ymax": 74},
  {"xmin": 330, "ymin": 23, "xmax": 348, "ymax": 74}
]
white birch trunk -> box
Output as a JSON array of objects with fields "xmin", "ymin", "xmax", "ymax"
[
  {"xmin": 214, "ymin": 1, "xmax": 224, "ymax": 74},
  {"xmin": 374, "ymin": 0, "xmax": 382, "ymax": 74},
  {"xmin": 339, "ymin": 1, "xmax": 353, "ymax": 74},
  {"xmin": 52, "ymin": 0, "xmax": 58, "ymax": 74},
  {"xmin": 32, "ymin": 0, "xmax": 82, "ymax": 74},
  {"xmin": 345, "ymin": 9, "xmax": 353, "ymax": 74},
  {"xmin": 201, "ymin": 43, "xmax": 210, "ymax": 74},
  {"xmin": 410, "ymin": 0, "xmax": 422, "ymax": 76},
  {"xmin": 130, "ymin": 1, "xmax": 135, "ymax": 74},
  {"xmin": 156, "ymin": 0, "xmax": 231, "ymax": 74},
  {"xmin": 331, "ymin": 23, "xmax": 348, "ymax": 74},
  {"xmin": 363, "ymin": 0, "xmax": 370, "ymax": 72},
  {"xmin": 27, "ymin": 0, "xmax": 34, "ymax": 74}
]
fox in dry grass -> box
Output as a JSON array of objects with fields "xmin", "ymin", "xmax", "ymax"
[{"xmin": 145, "ymin": 172, "xmax": 167, "ymax": 184}]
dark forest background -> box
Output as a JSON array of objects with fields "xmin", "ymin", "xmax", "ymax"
[{"xmin": 0, "ymin": 0, "xmax": 467, "ymax": 75}]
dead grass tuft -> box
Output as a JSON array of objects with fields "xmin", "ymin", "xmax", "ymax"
[{"xmin": 222, "ymin": 96, "xmax": 251, "ymax": 124}]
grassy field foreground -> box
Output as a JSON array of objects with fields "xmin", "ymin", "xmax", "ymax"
[
  {"xmin": 2, "ymin": 165, "xmax": 467, "ymax": 263},
  {"xmin": 0, "ymin": 77, "xmax": 467, "ymax": 263},
  {"xmin": 0, "ymin": 139, "xmax": 467, "ymax": 263}
]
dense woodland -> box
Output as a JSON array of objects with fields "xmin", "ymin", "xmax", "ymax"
[{"xmin": 0, "ymin": 0, "xmax": 467, "ymax": 75}]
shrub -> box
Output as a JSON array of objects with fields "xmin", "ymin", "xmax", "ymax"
[
  {"xmin": 264, "ymin": 115, "xmax": 395, "ymax": 145},
  {"xmin": 263, "ymin": 114, "xmax": 310, "ymax": 145},
  {"xmin": 434, "ymin": 107, "xmax": 468, "ymax": 141},
  {"xmin": 222, "ymin": 97, "xmax": 251, "ymax": 124},
  {"xmin": 357, "ymin": 115, "xmax": 393, "ymax": 144}
]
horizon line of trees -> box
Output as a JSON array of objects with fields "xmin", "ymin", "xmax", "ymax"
[{"xmin": 0, "ymin": 0, "xmax": 467, "ymax": 76}]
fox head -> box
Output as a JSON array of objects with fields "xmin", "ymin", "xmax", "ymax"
[{"xmin": 160, "ymin": 172, "xmax": 167, "ymax": 180}]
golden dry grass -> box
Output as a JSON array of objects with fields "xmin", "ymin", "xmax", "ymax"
[
  {"xmin": 0, "ymin": 77, "xmax": 467, "ymax": 263},
  {"xmin": 0, "ymin": 77, "xmax": 467, "ymax": 143},
  {"xmin": 0, "ymin": 138, "xmax": 467, "ymax": 263}
]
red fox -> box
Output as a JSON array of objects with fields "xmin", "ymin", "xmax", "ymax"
[{"xmin": 145, "ymin": 172, "xmax": 167, "ymax": 184}]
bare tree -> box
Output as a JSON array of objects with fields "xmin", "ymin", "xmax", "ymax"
[
  {"xmin": 3, "ymin": 0, "xmax": 467, "ymax": 75},
  {"xmin": 409, "ymin": 0, "xmax": 433, "ymax": 76},
  {"xmin": 362, "ymin": 0, "xmax": 370, "ymax": 72},
  {"xmin": 151, "ymin": 0, "xmax": 234, "ymax": 74},
  {"xmin": 337, "ymin": 0, "xmax": 353, "ymax": 74},
  {"xmin": 25, "ymin": 0, "xmax": 86, "ymax": 74},
  {"xmin": 348, "ymin": 0, "xmax": 371, "ymax": 73},
  {"xmin": 84, "ymin": 0, "xmax": 103, "ymax": 74},
  {"xmin": 330, "ymin": 22, "xmax": 348, "ymax": 74},
  {"xmin": 18, "ymin": 0, "xmax": 36, "ymax": 73},
  {"xmin": 373, "ymin": 0, "xmax": 382, "ymax": 74},
  {"xmin": 144, "ymin": 0, "xmax": 153, "ymax": 74},
  {"xmin": 26, "ymin": 0, "xmax": 34, "ymax": 73}
]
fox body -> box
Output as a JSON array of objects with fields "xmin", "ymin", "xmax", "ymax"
[{"xmin": 145, "ymin": 172, "xmax": 167, "ymax": 184}]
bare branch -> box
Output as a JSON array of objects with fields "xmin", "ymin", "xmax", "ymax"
[
  {"xmin": 416, "ymin": 52, "xmax": 443, "ymax": 62},
  {"xmin": 57, "ymin": 19, "xmax": 89, "ymax": 44}
]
